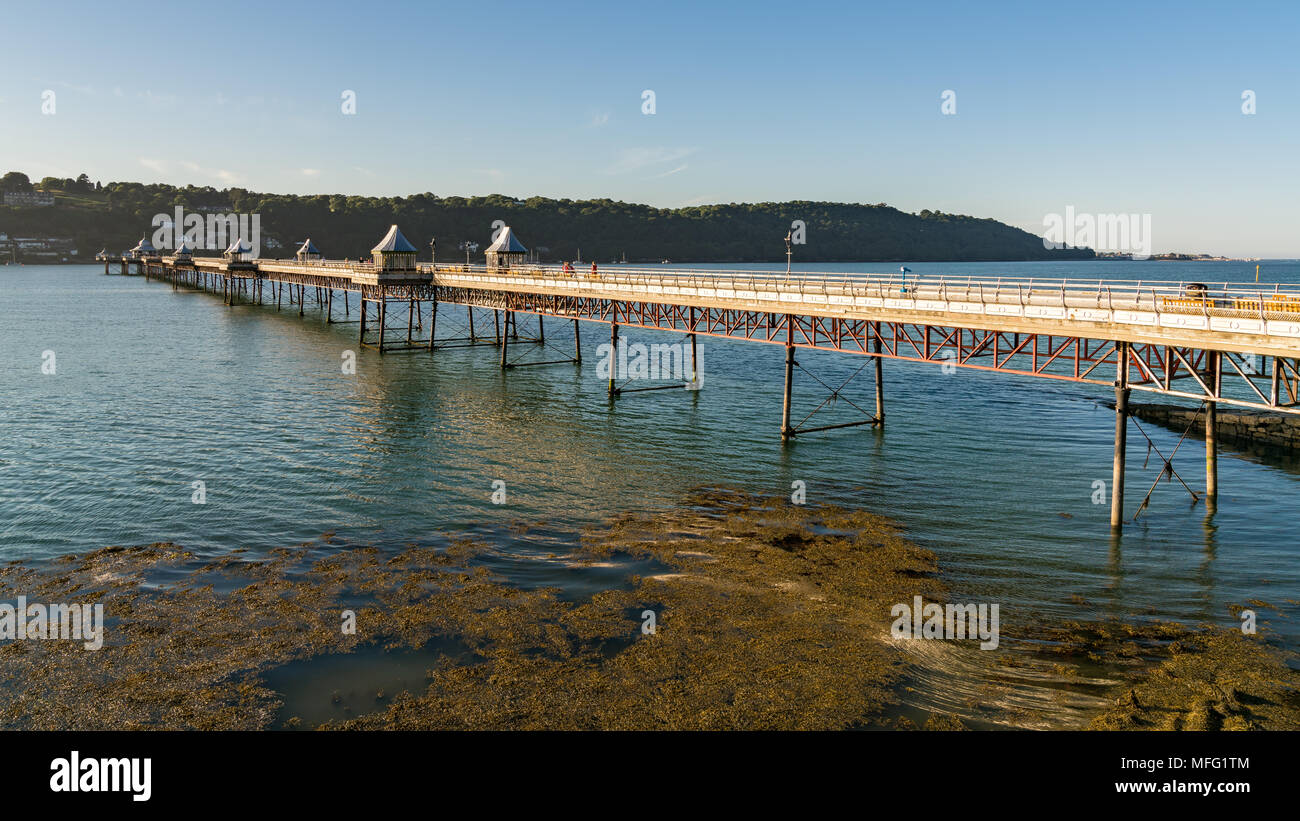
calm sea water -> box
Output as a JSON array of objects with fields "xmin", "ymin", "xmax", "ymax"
[{"xmin": 2, "ymin": 260, "xmax": 1298, "ymax": 680}]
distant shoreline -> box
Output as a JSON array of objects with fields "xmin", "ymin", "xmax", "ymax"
[{"xmin": 1095, "ymin": 253, "xmax": 1261, "ymax": 262}]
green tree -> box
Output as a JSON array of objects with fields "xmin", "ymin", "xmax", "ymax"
[{"xmin": 0, "ymin": 171, "xmax": 33, "ymax": 192}]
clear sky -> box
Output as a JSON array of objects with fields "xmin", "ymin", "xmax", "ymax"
[{"xmin": 2, "ymin": 0, "xmax": 1297, "ymax": 256}]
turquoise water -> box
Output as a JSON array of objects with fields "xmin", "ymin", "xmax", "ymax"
[{"xmin": 2, "ymin": 260, "xmax": 1298, "ymax": 662}]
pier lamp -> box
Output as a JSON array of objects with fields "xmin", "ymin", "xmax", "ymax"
[
  {"xmin": 784, "ymin": 231, "xmax": 793, "ymax": 278},
  {"xmin": 900, "ymin": 265, "xmax": 911, "ymax": 294},
  {"xmin": 430, "ymin": 237, "xmax": 436, "ymax": 264}
]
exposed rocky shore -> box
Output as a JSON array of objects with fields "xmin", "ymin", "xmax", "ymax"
[{"xmin": 1126, "ymin": 403, "xmax": 1300, "ymax": 451}]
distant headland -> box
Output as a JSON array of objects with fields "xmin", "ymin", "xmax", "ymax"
[
  {"xmin": 1094, "ymin": 251, "xmax": 1260, "ymax": 262},
  {"xmin": 0, "ymin": 171, "xmax": 1094, "ymax": 264}
]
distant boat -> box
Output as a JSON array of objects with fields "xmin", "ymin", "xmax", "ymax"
[{"xmin": 660, "ymin": 258, "xmax": 671, "ymax": 264}]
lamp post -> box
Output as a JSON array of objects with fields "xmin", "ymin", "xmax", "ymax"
[
  {"xmin": 430, "ymin": 237, "xmax": 436, "ymax": 265},
  {"xmin": 784, "ymin": 231, "xmax": 793, "ymax": 279},
  {"xmin": 900, "ymin": 265, "xmax": 912, "ymax": 294}
]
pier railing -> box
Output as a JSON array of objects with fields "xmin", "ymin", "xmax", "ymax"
[
  {"xmin": 134, "ymin": 253, "xmax": 1300, "ymax": 308},
  {"xmin": 422, "ymin": 262, "xmax": 1300, "ymax": 329},
  {"xmin": 168, "ymin": 255, "xmax": 1300, "ymax": 348}
]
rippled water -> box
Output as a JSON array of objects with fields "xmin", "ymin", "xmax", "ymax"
[{"xmin": 2, "ymin": 260, "xmax": 1298, "ymax": 725}]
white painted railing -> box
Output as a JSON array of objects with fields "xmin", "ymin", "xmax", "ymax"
[
  {"xmin": 180, "ymin": 257, "xmax": 1300, "ymax": 344},
  {"xmin": 423, "ymin": 263, "xmax": 1300, "ymax": 343}
]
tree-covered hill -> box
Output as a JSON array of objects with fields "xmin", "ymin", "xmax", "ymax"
[{"xmin": 0, "ymin": 172, "xmax": 1093, "ymax": 263}]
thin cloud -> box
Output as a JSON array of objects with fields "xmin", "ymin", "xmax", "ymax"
[
  {"xmin": 180, "ymin": 161, "xmax": 237, "ymax": 183},
  {"xmin": 139, "ymin": 159, "xmax": 242, "ymax": 185},
  {"xmin": 648, "ymin": 163, "xmax": 688, "ymax": 179},
  {"xmin": 608, "ymin": 147, "xmax": 696, "ymax": 175}
]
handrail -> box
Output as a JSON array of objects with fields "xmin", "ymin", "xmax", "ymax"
[
  {"xmin": 214, "ymin": 258, "xmax": 1300, "ymax": 328},
  {"xmin": 416, "ymin": 262, "xmax": 1300, "ymax": 298}
]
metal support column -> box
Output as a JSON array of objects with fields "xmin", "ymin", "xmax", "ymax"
[
  {"xmin": 429, "ymin": 300, "xmax": 438, "ymax": 352},
  {"xmin": 781, "ymin": 315, "xmax": 795, "ymax": 441},
  {"xmin": 500, "ymin": 311, "xmax": 511, "ymax": 368},
  {"xmin": 1206, "ymin": 350, "xmax": 1220, "ymax": 509},
  {"xmin": 873, "ymin": 323, "xmax": 885, "ymax": 426},
  {"xmin": 608, "ymin": 323, "xmax": 619, "ymax": 397},
  {"xmin": 1111, "ymin": 340, "xmax": 1130, "ymax": 532}
]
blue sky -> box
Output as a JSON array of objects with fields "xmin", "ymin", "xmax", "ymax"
[{"xmin": 2, "ymin": 0, "xmax": 1298, "ymax": 256}]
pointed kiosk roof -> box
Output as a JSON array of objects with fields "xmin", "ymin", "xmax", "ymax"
[
  {"xmin": 225, "ymin": 237, "xmax": 253, "ymax": 255},
  {"xmin": 176, "ymin": 238, "xmax": 194, "ymax": 254},
  {"xmin": 132, "ymin": 235, "xmax": 156, "ymax": 253},
  {"xmin": 371, "ymin": 224, "xmax": 418, "ymax": 254},
  {"xmin": 297, "ymin": 237, "xmax": 322, "ymax": 255},
  {"xmin": 486, "ymin": 226, "xmax": 527, "ymax": 254}
]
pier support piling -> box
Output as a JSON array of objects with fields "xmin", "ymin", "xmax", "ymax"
[
  {"xmin": 873, "ymin": 325, "xmax": 885, "ymax": 426},
  {"xmin": 1206, "ymin": 350, "xmax": 1220, "ymax": 509},
  {"xmin": 1111, "ymin": 341, "xmax": 1131, "ymax": 532},
  {"xmin": 781, "ymin": 344, "xmax": 795, "ymax": 441},
  {"xmin": 689, "ymin": 332, "xmax": 698, "ymax": 384},
  {"xmin": 781, "ymin": 315, "xmax": 796, "ymax": 441},
  {"xmin": 429, "ymin": 300, "xmax": 438, "ymax": 352},
  {"xmin": 500, "ymin": 311, "xmax": 511, "ymax": 368},
  {"xmin": 608, "ymin": 323, "xmax": 619, "ymax": 397},
  {"xmin": 573, "ymin": 319, "xmax": 582, "ymax": 363}
]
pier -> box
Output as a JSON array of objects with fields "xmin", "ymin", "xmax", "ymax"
[{"xmin": 107, "ymin": 225, "xmax": 1300, "ymax": 532}]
